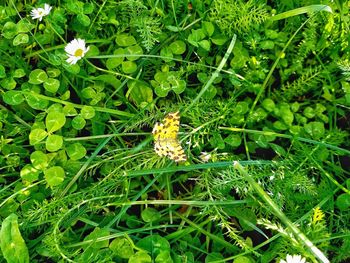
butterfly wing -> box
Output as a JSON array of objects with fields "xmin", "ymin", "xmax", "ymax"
[
  {"xmin": 165, "ymin": 139, "xmax": 187, "ymax": 162},
  {"xmin": 152, "ymin": 111, "xmax": 187, "ymax": 162},
  {"xmin": 152, "ymin": 122, "xmax": 168, "ymax": 157}
]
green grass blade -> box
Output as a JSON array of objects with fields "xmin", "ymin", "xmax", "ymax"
[{"xmin": 271, "ymin": 5, "xmax": 332, "ymax": 21}]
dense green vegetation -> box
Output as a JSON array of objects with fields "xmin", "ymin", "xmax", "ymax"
[{"xmin": 1, "ymin": 0, "xmax": 350, "ymax": 262}]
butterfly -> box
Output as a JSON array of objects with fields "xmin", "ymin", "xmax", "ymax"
[{"xmin": 152, "ymin": 111, "xmax": 187, "ymax": 162}]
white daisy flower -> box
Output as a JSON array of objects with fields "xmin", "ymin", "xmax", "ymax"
[
  {"xmin": 280, "ymin": 255, "xmax": 308, "ymax": 263},
  {"xmin": 64, "ymin": 38, "xmax": 90, "ymax": 65},
  {"xmin": 30, "ymin": 3, "xmax": 52, "ymax": 21}
]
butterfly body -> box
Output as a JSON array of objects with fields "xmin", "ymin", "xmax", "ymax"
[{"xmin": 152, "ymin": 112, "xmax": 187, "ymax": 162}]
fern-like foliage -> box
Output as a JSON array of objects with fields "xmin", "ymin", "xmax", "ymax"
[
  {"xmin": 332, "ymin": 230, "xmax": 350, "ymax": 263},
  {"xmin": 304, "ymin": 207, "xmax": 330, "ymax": 252},
  {"xmin": 131, "ymin": 15, "xmax": 161, "ymax": 51},
  {"xmin": 208, "ymin": 0, "xmax": 269, "ymax": 36},
  {"xmin": 297, "ymin": 18, "xmax": 318, "ymax": 61},
  {"xmin": 337, "ymin": 60, "xmax": 350, "ymax": 81},
  {"xmin": 277, "ymin": 66, "xmax": 324, "ymax": 101},
  {"xmin": 115, "ymin": 0, "xmax": 161, "ymax": 51}
]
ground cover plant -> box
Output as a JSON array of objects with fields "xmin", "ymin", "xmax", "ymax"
[{"xmin": 0, "ymin": 0, "xmax": 350, "ymax": 262}]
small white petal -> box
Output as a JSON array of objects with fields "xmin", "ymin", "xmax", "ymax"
[
  {"xmin": 43, "ymin": 4, "xmax": 52, "ymax": 14},
  {"xmin": 280, "ymin": 255, "xmax": 308, "ymax": 263},
  {"xmin": 66, "ymin": 55, "xmax": 79, "ymax": 65},
  {"xmin": 30, "ymin": 4, "xmax": 51, "ymax": 21},
  {"xmin": 64, "ymin": 38, "xmax": 89, "ymax": 64},
  {"xmin": 64, "ymin": 45, "xmax": 76, "ymax": 55},
  {"xmin": 77, "ymin": 38, "xmax": 84, "ymax": 46}
]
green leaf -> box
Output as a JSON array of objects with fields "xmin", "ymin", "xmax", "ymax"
[
  {"xmin": 154, "ymin": 82, "xmax": 171, "ymax": 97},
  {"xmin": 270, "ymin": 143, "xmax": 286, "ymax": 156},
  {"xmin": 0, "ymin": 64, "xmax": 5, "ymax": 78},
  {"xmin": 30, "ymin": 151, "xmax": 49, "ymax": 170},
  {"xmin": 63, "ymin": 105, "xmax": 78, "ymax": 116},
  {"xmin": 127, "ymin": 80, "xmax": 153, "ymax": 107},
  {"xmin": 29, "ymin": 69, "xmax": 48, "ymax": 84},
  {"xmin": 155, "ymin": 72, "xmax": 169, "ymax": 84},
  {"xmin": 126, "ymin": 215, "xmax": 142, "ymax": 228},
  {"xmin": 211, "ymin": 34, "xmax": 228, "ymax": 45},
  {"xmin": 82, "ymin": 2, "xmax": 94, "ymax": 13},
  {"xmin": 77, "ymin": 13, "xmax": 90, "ymax": 26},
  {"xmin": 303, "ymin": 106, "xmax": 315, "ymax": 118},
  {"xmin": 233, "ymin": 255, "xmax": 254, "ymax": 263},
  {"xmin": 280, "ymin": 108, "xmax": 294, "ymax": 126},
  {"xmin": 125, "ymin": 45, "xmax": 143, "ymax": 61},
  {"xmin": 46, "ymin": 134, "xmax": 64, "ymax": 152},
  {"xmin": 13, "ymin": 68, "xmax": 26, "ymax": 78},
  {"xmin": 202, "ymin": 21, "xmax": 215, "ymax": 37},
  {"xmin": 0, "ymin": 77, "xmax": 17, "ymax": 90},
  {"xmin": 25, "ymin": 93, "xmax": 49, "ymax": 110},
  {"xmin": 141, "ymin": 208, "xmax": 161, "ymax": 223},
  {"xmin": 273, "ymin": 120, "xmax": 288, "ymax": 130},
  {"xmin": 136, "ymin": 235, "xmax": 170, "ymax": 256},
  {"xmin": 169, "ymin": 40, "xmax": 186, "ymax": 55},
  {"xmin": 188, "ymin": 29, "xmax": 206, "ymax": 46},
  {"xmin": 167, "ymin": 76, "xmax": 186, "ymax": 94},
  {"xmin": 166, "ymin": 25, "xmax": 180, "ymax": 32},
  {"xmin": 234, "ymin": 101, "xmax": 249, "ymax": 114},
  {"xmin": 260, "ymin": 40, "xmax": 274, "ymax": 50},
  {"xmin": 83, "ymin": 228, "xmax": 110, "ymax": 249},
  {"xmin": 43, "ymin": 78, "xmax": 60, "ymax": 93},
  {"xmin": 109, "ymin": 237, "xmax": 134, "ymax": 259},
  {"xmin": 155, "ymin": 250, "xmax": 173, "ymax": 263},
  {"xmin": 304, "ymin": 122, "xmax": 325, "ymax": 140},
  {"xmin": 2, "ymin": 21, "xmax": 17, "ymax": 39},
  {"xmin": 3, "ymin": 91, "xmax": 24, "ymax": 105},
  {"xmin": 122, "ymin": 61, "xmax": 137, "ymax": 74},
  {"xmin": 129, "ymin": 251, "xmax": 151, "ymax": 263},
  {"xmin": 0, "ymin": 200, "xmax": 19, "ymax": 218},
  {"xmin": 202, "ymin": 85, "xmax": 217, "ymax": 99},
  {"xmin": 237, "ymin": 209, "xmax": 257, "ymax": 231},
  {"xmin": 116, "ymin": 34, "xmax": 136, "ymax": 46},
  {"xmin": 46, "ymin": 68, "xmax": 61, "ymax": 78},
  {"xmin": 205, "ymin": 253, "xmax": 224, "ymax": 263},
  {"xmin": 16, "ymin": 19, "xmax": 34, "ymax": 33},
  {"xmin": 66, "ymin": 143, "xmax": 87, "ymax": 160},
  {"xmin": 0, "ymin": 214, "xmax": 30, "ymax": 263},
  {"xmin": 44, "ymin": 166, "xmax": 65, "ymax": 187},
  {"xmin": 81, "ymin": 87, "xmax": 96, "ymax": 99},
  {"xmin": 197, "ymin": 72, "xmax": 208, "ymax": 83},
  {"xmin": 47, "ymin": 103, "xmax": 63, "ymax": 113},
  {"xmin": 160, "ymin": 47, "xmax": 173, "ymax": 62},
  {"xmin": 80, "ymin": 106, "xmax": 95, "ymax": 119},
  {"xmin": 20, "ymin": 164, "xmax": 40, "ymax": 182},
  {"xmin": 72, "ymin": 115, "xmax": 86, "ymax": 130},
  {"xmin": 29, "ymin": 128, "xmax": 48, "ymax": 145},
  {"xmin": 45, "ymin": 112, "xmax": 66, "ymax": 133},
  {"xmin": 224, "ymin": 134, "xmax": 242, "ymax": 148},
  {"xmin": 210, "ymin": 133, "xmax": 225, "ymax": 149},
  {"xmin": 262, "ymin": 98, "xmax": 275, "ymax": 112},
  {"xmin": 106, "ymin": 48, "xmax": 125, "ymax": 69},
  {"xmin": 13, "ymin": 33, "xmax": 29, "ymax": 46},
  {"xmin": 199, "ymin": 39, "xmax": 211, "ymax": 51}
]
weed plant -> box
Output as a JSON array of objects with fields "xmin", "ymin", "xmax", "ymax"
[{"xmin": 0, "ymin": 0, "xmax": 350, "ymax": 263}]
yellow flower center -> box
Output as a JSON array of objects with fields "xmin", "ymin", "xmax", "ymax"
[
  {"xmin": 38, "ymin": 11, "xmax": 43, "ymax": 15},
  {"xmin": 74, "ymin": 49, "xmax": 84, "ymax": 57}
]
